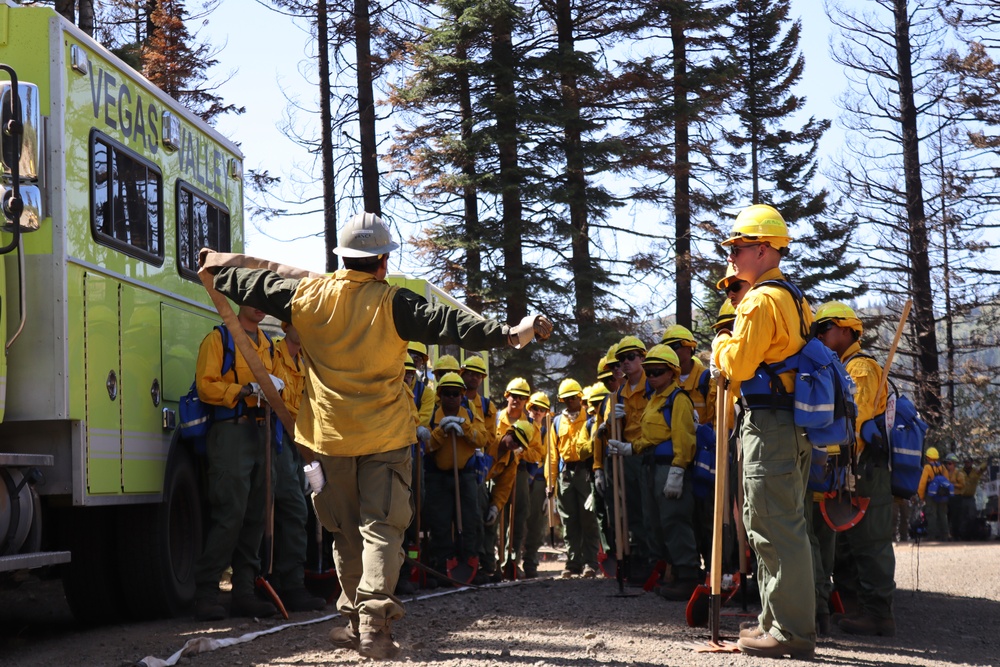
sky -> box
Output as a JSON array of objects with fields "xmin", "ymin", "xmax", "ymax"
[{"xmin": 204, "ymin": 0, "xmax": 850, "ymax": 282}]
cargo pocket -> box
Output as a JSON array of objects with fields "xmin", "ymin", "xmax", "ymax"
[
  {"xmin": 383, "ymin": 451, "xmax": 413, "ymax": 531},
  {"xmin": 744, "ymin": 458, "xmax": 799, "ymax": 518}
]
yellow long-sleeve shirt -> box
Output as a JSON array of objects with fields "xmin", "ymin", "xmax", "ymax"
[
  {"xmin": 546, "ymin": 409, "xmax": 588, "ymax": 484},
  {"xmin": 620, "ymin": 372, "xmax": 648, "ymax": 445},
  {"xmin": 842, "ymin": 342, "xmax": 887, "ymax": 456},
  {"xmin": 468, "ymin": 392, "xmax": 498, "ymax": 451},
  {"xmin": 426, "ymin": 405, "xmax": 486, "ymax": 472},
  {"xmin": 918, "ymin": 461, "xmax": 952, "ymax": 500},
  {"xmin": 591, "ymin": 395, "xmax": 611, "ymax": 470},
  {"xmin": 273, "ymin": 338, "xmax": 305, "ymax": 419},
  {"xmin": 961, "ymin": 465, "xmax": 986, "ymax": 497},
  {"xmin": 414, "ymin": 380, "xmax": 436, "ymax": 428},
  {"xmin": 496, "ymin": 408, "xmax": 544, "ymax": 464},
  {"xmin": 679, "ymin": 356, "xmax": 714, "ymax": 425},
  {"xmin": 634, "ymin": 382, "xmax": 697, "ymax": 469},
  {"xmin": 485, "ymin": 444, "xmax": 518, "ymax": 511},
  {"xmin": 713, "ymin": 268, "xmax": 813, "ymax": 394},
  {"xmin": 195, "ymin": 325, "xmax": 274, "ymax": 411}
]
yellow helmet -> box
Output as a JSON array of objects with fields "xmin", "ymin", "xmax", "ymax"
[
  {"xmin": 434, "ymin": 354, "xmax": 461, "ymax": 374},
  {"xmin": 597, "ymin": 354, "xmax": 615, "ymax": 379},
  {"xmin": 558, "ymin": 378, "xmax": 584, "ymax": 399},
  {"xmin": 461, "ymin": 355, "xmax": 488, "ymax": 375},
  {"xmin": 642, "ymin": 343, "xmax": 680, "ymax": 371},
  {"xmin": 527, "ymin": 392, "xmax": 551, "ymax": 411},
  {"xmin": 589, "ymin": 382, "xmax": 610, "ymax": 403},
  {"xmin": 616, "ymin": 335, "xmax": 647, "ymax": 358},
  {"xmin": 581, "ymin": 385, "xmax": 594, "ymax": 403},
  {"xmin": 925, "ymin": 447, "xmax": 940, "ymax": 461},
  {"xmin": 814, "ymin": 301, "xmax": 863, "ymax": 335},
  {"xmin": 407, "ymin": 341, "xmax": 429, "ymax": 359},
  {"xmin": 437, "ymin": 372, "xmax": 466, "ymax": 391},
  {"xmin": 713, "ymin": 300, "xmax": 737, "ymax": 331},
  {"xmin": 660, "ymin": 324, "xmax": 696, "ymax": 349},
  {"xmin": 510, "ymin": 419, "xmax": 536, "ymax": 449},
  {"xmin": 505, "ymin": 377, "xmax": 531, "ymax": 397},
  {"xmin": 716, "ymin": 264, "xmax": 738, "ymax": 290},
  {"xmin": 722, "ymin": 204, "xmax": 791, "ymax": 249},
  {"xmin": 404, "ymin": 357, "xmax": 416, "ymax": 371}
]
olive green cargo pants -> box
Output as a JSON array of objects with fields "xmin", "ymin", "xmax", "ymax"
[
  {"xmin": 556, "ymin": 463, "xmax": 600, "ymax": 570},
  {"xmin": 837, "ymin": 454, "xmax": 895, "ymax": 620},
  {"xmin": 194, "ymin": 421, "xmax": 268, "ymax": 601},
  {"xmin": 311, "ymin": 446, "xmax": 412, "ymax": 633},
  {"xmin": 272, "ymin": 435, "xmax": 310, "ymax": 592},
  {"xmin": 741, "ymin": 408, "xmax": 816, "ymax": 653}
]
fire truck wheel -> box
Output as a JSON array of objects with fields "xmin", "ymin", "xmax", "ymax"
[
  {"xmin": 116, "ymin": 450, "xmax": 202, "ymax": 619},
  {"xmin": 60, "ymin": 506, "xmax": 123, "ymax": 624}
]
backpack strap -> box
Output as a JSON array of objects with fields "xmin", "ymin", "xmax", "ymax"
[
  {"xmin": 698, "ymin": 368, "xmax": 711, "ymax": 398},
  {"xmin": 414, "ymin": 380, "xmax": 425, "ymax": 410},
  {"xmin": 659, "ymin": 387, "xmax": 687, "ymax": 428}
]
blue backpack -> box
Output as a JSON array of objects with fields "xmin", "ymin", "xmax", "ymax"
[
  {"xmin": 853, "ymin": 368, "xmax": 929, "ymax": 499},
  {"xmin": 657, "ymin": 387, "xmax": 716, "ymax": 497},
  {"xmin": 753, "ymin": 280, "xmax": 859, "ymax": 449},
  {"xmin": 178, "ymin": 325, "xmax": 273, "ymax": 453},
  {"xmin": 926, "ymin": 464, "xmax": 954, "ymax": 503}
]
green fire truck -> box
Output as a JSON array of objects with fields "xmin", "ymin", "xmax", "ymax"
[{"xmin": 0, "ymin": 2, "xmax": 243, "ymax": 621}]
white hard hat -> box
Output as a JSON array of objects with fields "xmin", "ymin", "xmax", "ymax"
[{"xmin": 333, "ymin": 212, "xmax": 400, "ymax": 258}]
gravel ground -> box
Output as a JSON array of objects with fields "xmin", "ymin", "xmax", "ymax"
[{"xmin": 2, "ymin": 541, "xmax": 999, "ymax": 667}]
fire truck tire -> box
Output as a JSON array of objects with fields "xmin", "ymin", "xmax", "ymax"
[
  {"xmin": 116, "ymin": 450, "xmax": 202, "ymax": 619},
  {"xmin": 60, "ymin": 506, "xmax": 123, "ymax": 624}
]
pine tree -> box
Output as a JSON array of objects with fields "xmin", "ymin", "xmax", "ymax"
[{"xmin": 720, "ymin": 0, "xmax": 858, "ymax": 304}]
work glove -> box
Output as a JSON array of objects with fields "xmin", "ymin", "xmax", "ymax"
[
  {"xmin": 662, "ymin": 466, "xmax": 685, "ymax": 499},
  {"xmin": 416, "ymin": 426, "xmax": 431, "ymax": 443},
  {"xmin": 709, "ymin": 354, "xmax": 722, "ymax": 380},
  {"xmin": 439, "ymin": 415, "xmax": 465, "ymax": 428},
  {"xmin": 485, "ymin": 505, "xmax": 499, "ymax": 526},
  {"xmin": 546, "ymin": 486, "xmax": 554, "ymax": 499},
  {"xmin": 606, "ymin": 439, "xmax": 632, "ymax": 456},
  {"xmin": 508, "ymin": 314, "xmax": 554, "ymax": 349},
  {"xmin": 594, "ymin": 469, "xmax": 606, "ymax": 496},
  {"xmin": 596, "ymin": 421, "xmax": 608, "ymax": 438},
  {"xmin": 443, "ymin": 421, "xmax": 464, "ymax": 436},
  {"xmin": 613, "ymin": 403, "xmax": 626, "ymax": 420}
]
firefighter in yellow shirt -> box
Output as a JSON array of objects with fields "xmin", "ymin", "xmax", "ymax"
[
  {"xmin": 918, "ymin": 447, "xmax": 952, "ymax": 540},
  {"xmin": 497, "ymin": 378, "xmax": 544, "ymax": 578},
  {"xmin": 614, "ymin": 336, "xmax": 652, "ymax": 580},
  {"xmin": 269, "ymin": 323, "xmax": 327, "ymax": 612},
  {"xmin": 813, "ymin": 302, "xmax": 894, "ymax": 637},
  {"xmin": 423, "ymin": 373, "xmax": 487, "ymax": 577},
  {"xmin": 592, "ymin": 347, "xmax": 624, "ymax": 566},
  {"xmin": 462, "ymin": 355, "xmax": 498, "ymax": 453},
  {"xmin": 525, "ymin": 392, "xmax": 553, "ymax": 576},
  {"xmin": 480, "ymin": 412, "xmax": 535, "ymax": 579},
  {"xmin": 607, "ymin": 345, "xmax": 702, "ymax": 599},
  {"xmin": 711, "ymin": 204, "xmax": 815, "ymax": 660},
  {"xmin": 407, "ymin": 342, "xmax": 436, "ymax": 429},
  {"xmin": 199, "ymin": 212, "xmax": 552, "ymax": 658},
  {"xmin": 549, "ymin": 379, "xmax": 600, "ymax": 578},
  {"xmin": 193, "ymin": 305, "xmax": 279, "ymax": 621}
]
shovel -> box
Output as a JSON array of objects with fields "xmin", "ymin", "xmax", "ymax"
[
  {"xmin": 693, "ymin": 377, "xmax": 739, "ymax": 653},
  {"xmin": 256, "ymin": 403, "xmax": 289, "ymax": 619},
  {"xmin": 445, "ymin": 431, "xmax": 478, "ymax": 585}
]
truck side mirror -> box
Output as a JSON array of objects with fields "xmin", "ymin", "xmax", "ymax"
[{"xmin": 0, "ymin": 81, "xmax": 41, "ymax": 182}]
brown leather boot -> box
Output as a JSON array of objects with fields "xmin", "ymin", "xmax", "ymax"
[
  {"xmin": 359, "ymin": 628, "xmax": 401, "ymax": 660},
  {"xmin": 739, "ymin": 620, "xmax": 764, "ymax": 639},
  {"xmin": 737, "ymin": 634, "xmax": 815, "ymax": 660},
  {"xmin": 838, "ymin": 613, "xmax": 896, "ymax": 637},
  {"xmin": 328, "ymin": 622, "xmax": 360, "ymax": 650}
]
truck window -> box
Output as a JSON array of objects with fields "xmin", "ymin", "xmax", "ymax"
[
  {"xmin": 91, "ymin": 131, "xmax": 163, "ymax": 264},
  {"xmin": 176, "ymin": 182, "xmax": 230, "ymax": 280}
]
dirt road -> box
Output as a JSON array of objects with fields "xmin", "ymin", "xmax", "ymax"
[{"xmin": 2, "ymin": 541, "xmax": 998, "ymax": 666}]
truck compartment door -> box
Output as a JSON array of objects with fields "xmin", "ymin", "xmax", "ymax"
[{"xmin": 83, "ymin": 272, "xmax": 122, "ymax": 494}]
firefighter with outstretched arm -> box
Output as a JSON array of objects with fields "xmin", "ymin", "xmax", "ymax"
[{"xmin": 198, "ymin": 212, "xmax": 552, "ymax": 660}]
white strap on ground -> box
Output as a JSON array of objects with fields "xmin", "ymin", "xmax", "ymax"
[{"xmin": 136, "ymin": 580, "xmax": 534, "ymax": 666}]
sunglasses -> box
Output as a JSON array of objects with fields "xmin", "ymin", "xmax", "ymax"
[
  {"xmin": 645, "ymin": 367, "xmax": 670, "ymax": 378},
  {"xmin": 728, "ymin": 243, "xmax": 763, "ymax": 258},
  {"xmin": 508, "ymin": 394, "xmax": 526, "ymax": 401},
  {"xmin": 439, "ymin": 390, "xmax": 462, "ymax": 398},
  {"xmin": 814, "ymin": 321, "xmax": 835, "ymax": 336},
  {"xmin": 725, "ymin": 280, "xmax": 748, "ymax": 294},
  {"xmin": 619, "ymin": 352, "xmax": 642, "ymax": 362}
]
